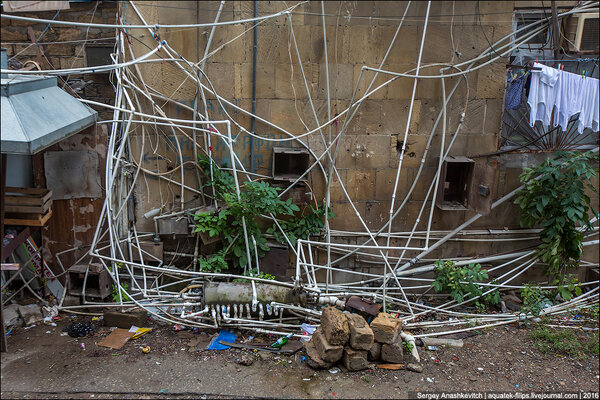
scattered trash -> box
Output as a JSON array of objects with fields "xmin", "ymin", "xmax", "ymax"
[
  {"xmin": 45, "ymin": 330, "xmax": 51, "ymax": 334},
  {"xmin": 80, "ymin": 343, "xmax": 85, "ymax": 350},
  {"xmin": 426, "ymin": 377, "xmax": 434, "ymax": 383},
  {"xmin": 172, "ymin": 324, "xmax": 184, "ymax": 332},
  {"xmin": 129, "ymin": 326, "xmax": 152, "ymax": 339},
  {"xmin": 60, "ymin": 332, "xmax": 68, "ymax": 336},
  {"xmin": 328, "ymin": 368, "xmax": 340, "ymax": 374},
  {"xmin": 301, "ymin": 323, "xmax": 318, "ymax": 335},
  {"xmin": 377, "ymin": 364, "xmax": 405, "ymax": 370},
  {"xmin": 206, "ymin": 329, "xmax": 237, "ymax": 350},
  {"xmin": 271, "ymin": 332, "xmax": 294, "ymax": 349},
  {"xmin": 236, "ymin": 353, "xmax": 255, "ymax": 366},
  {"xmin": 142, "ymin": 346, "xmax": 151, "ymax": 354},
  {"xmin": 98, "ymin": 328, "xmax": 135, "ymax": 349},
  {"xmin": 5, "ymin": 328, "xmax": 13, "ymax": 337},
  {"xmin": 63, "ymin": 322, "xmax": 94, "ymax": 338},
  {"xmin": 426, "ymin": 346, "xmax": 439, "ymax": 351},
  {"xmin": 477, "ymin": 367, "xmax": 484, "ymax": 372}
]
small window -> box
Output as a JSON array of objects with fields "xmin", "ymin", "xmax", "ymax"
[
  {"xmin": 272, "ymin": 147, "xmax": 309, "ymax": 181},
  {"xmin": 435, "ymin": 156, "xmax": 474, "ymax": 211},
  {"xmin": 513, "ymin": 11, "xmax": 553, "ymax": 50}
]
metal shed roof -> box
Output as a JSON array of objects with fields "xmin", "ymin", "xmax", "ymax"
[{"xmin": 1, "ymin": 74, "xmax": 98, "ymax": 155}]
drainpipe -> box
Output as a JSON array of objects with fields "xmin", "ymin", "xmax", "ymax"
[{"xmin": 249, "ymin": 0, "xmax": 258, "ymax": 173}]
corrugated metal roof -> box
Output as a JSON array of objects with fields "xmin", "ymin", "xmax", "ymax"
[{"xmin": 1, "ymin": 74, "xmax": 98, "ymax": 155}]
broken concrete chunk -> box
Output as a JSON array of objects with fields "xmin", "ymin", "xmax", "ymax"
[
  {"xmin": 342, "ymin": 347, "xmax": 368, "ymax": 371},
  {"xmin": 312, "ymin": 327, "xmax": 344, "ymax": 363},
  {"xmin": 407, "ymin": 363, "xmax": 424, "ymax": 373},
  {"xmin": 103, "ymin": 310, "xmax": 147, "ymax": 328},
  {"xmin": 3, "ymin": 304, "xmax": 21, "ymax": 327},
  {"xmin": 370, "ymin": 313, "xmax": 401, "ymax": 344},
  {"xmin": 18, "ymin": 304, "xmax": 43, "ymax": 326},
  {"xmin": 381, "ymin": 336, "xmax": 404, "ymax": 363},
  {"xmin": 320, "ymin": 306, "xmax": 349, "ymax": 346},
  {"xmin": 368, "ymin": 341, "xmax": 381, "ymax": 361},
  {"xmin": 303, "ymin": 340, "xmax": 334, "ymax": 370},
  {"xmin": 346, "ymin": 313, "xmax": 374, "ymax": 350}
]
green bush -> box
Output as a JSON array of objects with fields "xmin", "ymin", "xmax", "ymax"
[{"xmin": 432, "ymin": 260, "xmax": 496, "ymax": 309}]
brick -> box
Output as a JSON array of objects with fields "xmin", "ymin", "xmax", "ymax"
[
  {"xmin": 381, "ymin": 336, "xmax": 404, "ymax": 363},
  {"xmin": 303, "ymin": 340, "xmax": 334, "ymax": 369},
  {"xmin": 56, "ymin": 28, "xmax": 83, "ymax": 41},
  {"xmin": 368, "ymin": 341, "xmax": 381, "ymax": 360},
  {"xmin": 312, "ymin": 327, "xmax": 344, "ymax": 363},
  {"xmin": 346, "ymin": 313, "xmax": 374, "ymax": 350},
  {"xmin": 320, "ymin": 306, "xmax": 350, "ymax": 346},
  {"xmin": 370, "ymin": 312, "xmax": 401, "ymax": 344},
  {"xmin": 103, "ymin": 310, "xmax": 147, "ymax": 328},
  {"xmin": 1, "ymin": 27, "xmax": 29, "ymax": 41},
  {"xmin": 375, "ymin": 168, "xmax": 410, "ymax": 201},
  {"xmin": 342, "ymin": 347, "xmax": 368, "ymax": 371}
]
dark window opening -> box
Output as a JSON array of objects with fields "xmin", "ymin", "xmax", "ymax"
[
  {"xmin": 272, "ymin": 147, "xmax": 309, "ymax": 181},
  {"xmin": 436, "ymin": 156, "xmax": 474, "ymax": 211}
]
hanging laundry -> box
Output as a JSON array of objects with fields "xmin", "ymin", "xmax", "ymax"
[
  {"xmin": 577, "ymin": 75, "xmax": 599, "ymax": 133},
  {"xmin": 527, "ymin": 62, "xmax": 560, "ymax": 129},
  {"xmin": 552, "ymin": 68, "xmax": 599, "ymax": 133},
  {"xmin": 506, "ymin": 74, "xmax": 527, "ymax": 110}
]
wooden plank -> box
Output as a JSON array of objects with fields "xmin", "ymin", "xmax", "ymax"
[
  {"xmin": 5, "ymin": 204, "xmax": 47, "ymax": 214},
  {"xmin": 5, "ymin": 195, "xmax": 46, "ymax": 205},
  {"xmin": 4, "ymin": 209, "xmax": 53, "ymax": 227},
  {"xmin": 376, "ymin": 363, "xmax": 405, "ymax": 370},
  {"xmin": 5, "ymin": 187, "xmax": 49, "ymax": 195}
]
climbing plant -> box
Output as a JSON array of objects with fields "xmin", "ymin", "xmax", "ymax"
[
  {"xmin": 194, "ymin": 156, "xmax": 332, "ymax": 273},
  {"xmin": 514, "ymin": 151, "xmax": 598, "ymax": 292}
]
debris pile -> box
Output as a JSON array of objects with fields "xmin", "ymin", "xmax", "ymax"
[{"xmin": 304, "ymin": 307, "xmax": 424, "ymax": 372}]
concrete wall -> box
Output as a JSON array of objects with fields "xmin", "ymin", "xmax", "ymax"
[
  {"xmin": 3, "ymin": 1, "xmax": 597, "ymax": 278},
  {"xmin": 120, "ymin": 1, "xmax": 599, "ymax": 278}
]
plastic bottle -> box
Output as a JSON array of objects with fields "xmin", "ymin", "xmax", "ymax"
[{"xmin": 270, "ymin": 332, "xmax": 294, "ymax": 348}]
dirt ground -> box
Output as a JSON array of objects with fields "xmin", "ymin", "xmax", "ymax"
[{"xmin": 1, "ymin": 314, "xmax": 598, "ymax": 399}]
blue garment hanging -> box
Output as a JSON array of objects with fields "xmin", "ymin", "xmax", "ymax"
[{"xmin": 506, "ymin": 75, "xmax": 527, "ymax": 110}]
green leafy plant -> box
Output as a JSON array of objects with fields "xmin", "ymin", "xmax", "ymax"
[
  {"xmin": 520, "ymin": 284, "xmax": 550, "ymax": 317},
  {"xmin": 194, "ymin": 156, "xmax": 330, "ymax": 273},
  {"xmin": 403, "ymin": 341, "xmax": 414, "ymax": 353},
  {"xmin": 432, "ymin": 260, "xmax": 491, "ymax": 307},
  {"xmin": 553, "ymin": 274, "xmax": 583, "ymax": 301},
  {"xmin": 515, "ymin": 151, "xmax": 598, "ymax": 287},
  {"xmin": 267, "ymin": 205, "xmax": 334, "ymax": 247},
  {"xmin": 111, "ymin": 282, "xmax": 131, "ymax": 303}
]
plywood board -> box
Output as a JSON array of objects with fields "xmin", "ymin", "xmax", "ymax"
[{"xmin": 97, "ymin": 328, "xmax": 135, "ymax": 349}]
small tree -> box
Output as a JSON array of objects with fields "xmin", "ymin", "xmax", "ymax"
[{"xmin": 514, "ymin": 151, "xmax": 598, "ymax": 296}]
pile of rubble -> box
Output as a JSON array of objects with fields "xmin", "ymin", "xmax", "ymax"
[{"xmin": 304, "ymin": 307, "xmax": 419, "ymax": 371}]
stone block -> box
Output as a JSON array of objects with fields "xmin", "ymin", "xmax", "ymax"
[
  {"xmin": 380, "ymin": 27, "xmax": 418, "ymax": 64},
  {"xmin": 328, "ymin": 201, "xmax": 366, "ymax": 231},
  {"xmin": 1, "ymin": 27, "xmax": 28, "ymax": 41},
  {"xmin": 320, "ymin": 306, "xmax": 349, "ymax": 346},
  {"xmin": 17, "ymin": 304, "xmax": 43, "ymax": 326},
  {"xmin": 346, "ymin": 169, "xmax": 376, "ymax": 201},
  {"xmin": 476, "ymin": 62, "xmax": 505, "ymax": 99},
  {"xmin": 317, "ymin": 63, "xmax": 354, "ymax": 100},
  {"xmin": 342, "ymin": 347, "xmax": 368, "ymax": 371},
  {"xmin": 312, "ymin": 327, "xmax": 344, "ymax": 363},
  {"xmin": 303, "ymin": 340, "xmax": 334, "ymax": 369},
  {"xmin": 368, "ymin": 341, "xmax": 381, "ymax": 361},
  {"xmin": 375, "ymin": 168, "xmax": 410, "ymax": 201},
  {"xmin": 103, "ymin": 310, "xmax": 147, "ymax": 328},
  {"xmin": 352, "ymin": 64, "xmax": 388, "ymax": 100},
  {"xmin": 364, "ymin": 200, "xmax": 391, "ymax": 231},
  {"xmin": 346, "ymin": 313, "xmax": 374, "ymax": 350},
  {"xmin": 353, "ymin": 136, "xmax": 392, "ymax": 169},
  {"xmin": 381, "ymin": 336, "xmax": 404, "ymax": 363},
  {"xmin": 370, "ymin": 312, "xmax": 400, "ymax": 344}
]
